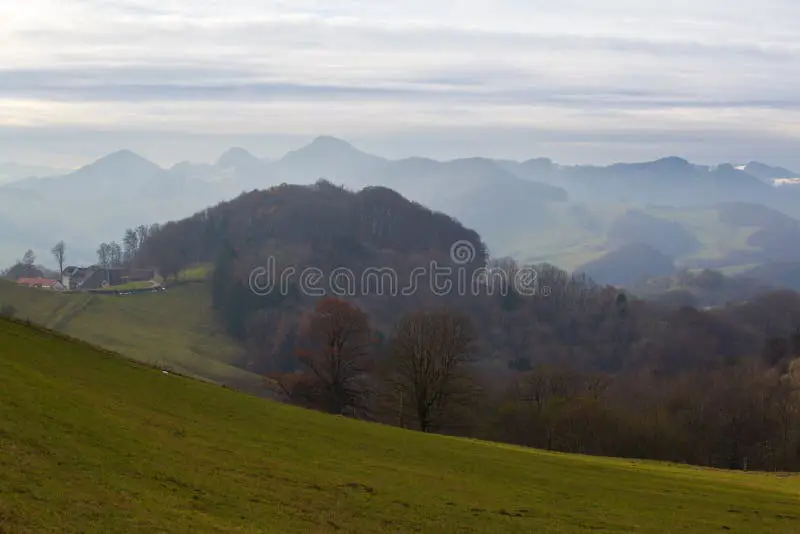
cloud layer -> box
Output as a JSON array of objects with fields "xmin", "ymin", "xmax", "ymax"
[{"xmin": 2, "ymin": 0, "xmax": 800, "ymax": 167}]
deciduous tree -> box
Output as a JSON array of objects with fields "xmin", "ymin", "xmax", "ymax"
[
  {"xmin": 22, "ymin": 249, "xmax": 35, "ymax": 267},
  {"xmin": 389, "ymin": 308, "xmax": 476, "ymax": 432},
  {"xmin": 290, "ymin": 298, "xmax": 374, "ymax": 416},
  {"xmin": 123, "ymin": 229, "xmax": 139, "ymax": 265},
  {"xmin": 96, "ymin": 243, "xmax": 111, "ymax": 268},
  {"xmin": 51, "ymin": 241, "xmax": 66, "ymax": 276}
]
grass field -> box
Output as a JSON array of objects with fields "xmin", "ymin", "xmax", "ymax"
[
  {"xmin": 499, "ymin": 203, "xmax": 767, "ymax": 273},
  {"xmin": 179, "ymin": 263, "xmax": 214, "ymax": 282},
  {"xmin": 1, "ymin": 318, "xmax": 798, "ymax": 533},
  {"xmin": 646, "ymin": 207, "xmax": 761, "ymax": 266},
  {"xmin": 0, "ymin": 277, "xmax": 261, "ymax": 393},
  {"xmin": 91, "ymin": 280, "xmax": 157, "ymax": 292},
  {"xmin": 499, "ymin": 203, "xmax": 622, "ymax": 271}
]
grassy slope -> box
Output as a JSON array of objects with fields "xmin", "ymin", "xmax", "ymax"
[
  {"xmin": 499, "ymin": 204, "xmax": 764, "ymax": 273},
  {"xmin": 645, "ymin": 207, "xmax": 761, "ymax": 267},
  {"xmin": 1, "ymin": 319, "xmax": 798, "ymax": 533},
  {"xmin": 91, "ymin": 280, "xmax": 156, "ymax": 292},
  {"xmin": 500, "ymin": 203, "xmax": 623, "ymax": 271},
  {"xmin": 0, "ymin": 278, "xmax": 260, "ymax": 392}
]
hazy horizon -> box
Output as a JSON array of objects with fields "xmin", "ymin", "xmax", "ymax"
[
  {"xmin": 3, "ymin": 1, "xmax": 800, "ymax": 170},
  {"xmin": 1, "ymin": 133, "xmax": 799, "ymax": 177}
]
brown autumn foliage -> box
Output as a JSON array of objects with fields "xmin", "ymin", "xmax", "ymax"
[{"xmin": 273, "ymin": 297, "xmax": 375, "ymax": 417}]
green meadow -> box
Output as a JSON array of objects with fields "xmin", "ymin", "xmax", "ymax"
[
  {"xmin": 0, "ymin": 278, "xmax": 260, "ymax": 391},
  {"xmin": 1, "ymin": 318, "xmax": 798, "ymax": 533}
]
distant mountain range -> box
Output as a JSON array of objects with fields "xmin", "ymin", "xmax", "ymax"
[
  {"xmin": 2, "ymin": 137, "xmax": 799, "ymax": 287},
  {"xmin": 737, "ymin": 161, "xmax": 798, "ymax": 182},
  {"xmin": 0, "ymin": 162, "xmax": 69, "ymax": 184}
]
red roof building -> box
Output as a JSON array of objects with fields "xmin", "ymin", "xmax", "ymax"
[{"xmin": 16, "ymin": 277, "xmax": 62, "ymax": 289}]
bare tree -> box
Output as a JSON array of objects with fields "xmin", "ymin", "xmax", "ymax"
[
  {"xmin": 136, "ymin": 224, "xmax": 149, "ymax": 250},
  {"xmin": 51, "ymin": 241, "xmax": 66, "ymax": 276},
  {"xmin": 97, "ymin": 243, "xmax": 111, "ymax": 268},
  {"xmin": 289, "ymin": 297, "xmax": 374, "ymax": 416},
  {"xmin": 22, "ymin": 249, "xmax": 36, "ymax": 267},
  {"xmin": 108, "ymin": 241, "xmax": 123, "ymax": 267},
  {"xmin": 123, "ymin": 229, "xmax": 139, "ymax": 265},
  {"xmin": 389, "ymin": 308, "xmax": 476, "ymax": 432}
]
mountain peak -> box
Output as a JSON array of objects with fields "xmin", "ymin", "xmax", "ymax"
[
  {"xmin": 609, "ymin": 156, "xmax": 691, "ymax": 173},
  {"xmin": 308, "ymin": 136, "xmax": 355, "ymax": 150},
  {"xmin": 652, "ymin": 156, "xmax": 690, "ymax": 168},
  {"xmin": 291, "ymin": 136, "xmax": 365, "ymax": 157},
  {"xmin": 217, "ymin": 147, "xmax": 260, "ymax": 169},
  {"xmin": 103, "ymin": 149, "xmax": 148, "ymax": 162},
  {"xmin": 280, "ymin": 136, "xmax": 385, "ymax": 169},
  {"xmin": 520, "ymin": 157, "xmax": 556, "ymax": 170},
  {"xmin": 83, "ymin": 150, "xmax": 161, "ymax": 172},
  {"xmin": 743, "ymin": 161, "xmax": 797, "ymax": 180},
  {"xmin": 70, "ymin": 150, "xmax": 164, "ymax": 184}
]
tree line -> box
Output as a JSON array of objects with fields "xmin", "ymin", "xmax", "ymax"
[
  {"xmin": 3, "ymin": 224, "xmax": 161, "ymax": 282},
  {"xmin": 268, "ymin": 295, "xmax": 800, "ymax": 472},
  {"xmin": 95, "ymin": 224, "xmax": 159, "ymax": 269}
]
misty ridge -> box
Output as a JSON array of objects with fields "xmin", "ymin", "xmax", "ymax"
[{"xmin": 2, "ymin": 135, "xmax": 799, "ymax": 291}]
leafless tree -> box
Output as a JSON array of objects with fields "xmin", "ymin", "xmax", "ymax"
[
  {"xmin": 22, "ymin": 249, "xmax": 35, "ymax": 267},
  {"xmin": 389, "ymin": 308, "xmax": 476, "ymax": 432},
  {"xmin": 96, "ymin": 243, "xmax": 111, "ymax": 269},
  {"xmin": 108, "ymin": 241, "xmax": 123, "ymax": 267},
  {"xmin": 51, "ymin": 241, "xmax": 66, "ymax": 276},
  {"xmin": 292, "ymin": 297, "xmax": 374, "ymax": 416},
  {"xmin": 123, "ymin": 229, "xmax": 139, "ymax": 265}
]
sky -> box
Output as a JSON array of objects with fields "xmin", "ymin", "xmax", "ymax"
[{"xmin": 2, "ymin": 0, "xmax": 800, "ymax": 170}]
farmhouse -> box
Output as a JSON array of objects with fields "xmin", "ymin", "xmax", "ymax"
[
  {"xmin": 62, "ymin": 266, "xmax": 98, "ymax": 290},
  {"xmin": 62, "ymin": 266, "xmax": 156, "ymax": 291},
  {"xmin": 17, "ymin": 277, "xmax": 65, "ymax": 291}
]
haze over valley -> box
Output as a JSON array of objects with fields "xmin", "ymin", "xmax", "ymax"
[{"xmin": 2, "ymin": 137, "xmax": 799, "ymax": 291}]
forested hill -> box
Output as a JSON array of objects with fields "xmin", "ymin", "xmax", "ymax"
[
  {"xmin": 133, "ymin": 180, "xmax": 607, "ymax": 373},
  {"xmin": 134, "ymin": 180, "xmax": 496, "ymax": 359},
  {"xmin": 137, "ymin": 180, "xmax": 487, "ymax": 279}
]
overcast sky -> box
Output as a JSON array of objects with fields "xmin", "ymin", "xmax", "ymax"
[{"xmin": 2, "ymin": 0, "xmax": 800, "ymax": 170}]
